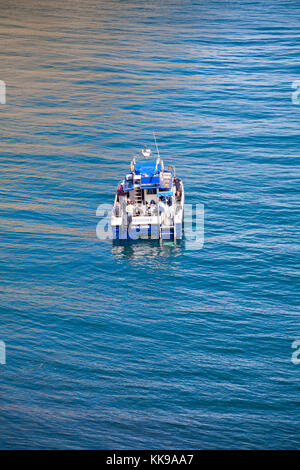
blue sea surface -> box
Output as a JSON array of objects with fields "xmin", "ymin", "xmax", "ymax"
[{"xmin": 0, "ymin": 0, "xmax": 299, "ymax": 449}]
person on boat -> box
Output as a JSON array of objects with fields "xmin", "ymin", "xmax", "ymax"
[
  {"xmin": 126, "ymin": 200, "xmax": 134, "ymax": 225},
  {"xmin": 146, "ymin": 202, "xmax": 154, "ymax": 216},
  {"xmin": 158, "ymin": 197, "xmax": 168, "ymax": 224},
  {"xmin": 158, "ymin": 197, "xmax": 166, "ymax": 213},
  {"xmin": 117, "ymin": 183, "xmax": 125, "ymax": 202},
  {"xmin": 150, "ymin": 200, "xmax": 156, "ymax": 215},
  {"xmin": 174, "ymin": 177, "xmax": 182, "ymax": 201}
]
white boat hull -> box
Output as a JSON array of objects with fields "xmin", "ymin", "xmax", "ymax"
[{"xmin": 110, "ymin": 153, "xmax": 184, "ymax": 241}]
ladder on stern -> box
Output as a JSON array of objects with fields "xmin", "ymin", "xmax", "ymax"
[{"xmin": 135, "ymin": 187, "xmax": 142, "ymax": 204}]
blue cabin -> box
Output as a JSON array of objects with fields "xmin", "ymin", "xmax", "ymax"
[{"xmin": 123, "ymin": 160, "xmax": 173, "ymax": 192}]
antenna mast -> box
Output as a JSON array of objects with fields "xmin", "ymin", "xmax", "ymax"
[{"xmin": 153, "ymin": 131, "xmax": 160, "ymax": 160}]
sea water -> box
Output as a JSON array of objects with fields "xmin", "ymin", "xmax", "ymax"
[{"xmin": 0, "ymin": 0, "xmax": 299, "ymax": 449}]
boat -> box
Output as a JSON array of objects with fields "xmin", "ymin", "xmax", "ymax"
[{"xmin": 111, "ymin": 145, "xmax": 184, "ymax": 240}]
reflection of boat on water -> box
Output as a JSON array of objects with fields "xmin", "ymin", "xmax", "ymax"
[
  {"xmin": 112, "ymin": 238, "xmax": 183, "ymax": 263},
  {"xmin": 111, "ymin": 144, "xmax": 184, "ymax": 240}
]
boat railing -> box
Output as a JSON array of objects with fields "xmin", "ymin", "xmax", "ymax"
[
  {"xmin": 120, "ymin": 198, "xmax": 128, "ymax": 230},
  {"xmin": 166, "ymin": 164, "xmax": 175, "ymax": 177}
]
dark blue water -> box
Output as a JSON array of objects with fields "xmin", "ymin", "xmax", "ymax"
[{"xmin": 1, "ymin": 0, "xmax": 299, "ymax": 449}]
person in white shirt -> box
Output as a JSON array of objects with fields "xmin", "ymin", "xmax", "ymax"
[{"xmin": 126, "ymin": 200, "xmax": 134, "ymax": 225}]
